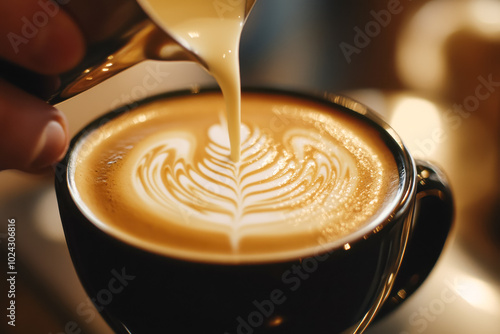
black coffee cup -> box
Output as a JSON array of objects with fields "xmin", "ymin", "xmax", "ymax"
[{"xmin": 55, "ymin": 89, "xmax": 453, "ymax": 334}]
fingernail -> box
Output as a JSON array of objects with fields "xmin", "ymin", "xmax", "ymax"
[{"xmin": 31, "ymin": 120, "xmax": 68, "ymax": 169}]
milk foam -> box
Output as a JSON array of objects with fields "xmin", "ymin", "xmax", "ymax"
[
  {"xmin": 73, "ymin": 93, "xmax": 399, "ymax": 263},
  {"xmin": 127, "ymin": 117, "xmax": 359, "ymax": 251}
]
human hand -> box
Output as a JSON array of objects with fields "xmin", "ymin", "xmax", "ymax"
[{"xmin": 0, "ymin": 0, "xmax": 85, "ymax": 173}]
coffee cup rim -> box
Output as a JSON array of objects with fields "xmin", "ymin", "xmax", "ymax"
[{"xmin": 64, "ymin": 87, "xmax": 415, "ymax": 264}]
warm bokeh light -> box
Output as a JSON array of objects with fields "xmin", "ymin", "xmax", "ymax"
[
  {"xmin": 389, "ymin": 96, "xmax": 442, "ymax": 158},
  {"xmin": 454, "ymin": 275, "xmax": 500, "ymax": 315},
  {"xmin": 396, "ymin": 1, "xmax": 456, "ymax": 92},
  {"xmin": 397, "ymin": 0, "xmax": 500, "ymax": 93},
  {"xmin": 469, "ymin": 0, "xmax": 500, "ymax": 35}
]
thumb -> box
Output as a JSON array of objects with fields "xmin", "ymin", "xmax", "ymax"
[{"xmin": 0, "ymin": 79, "xmax": 68, "ymax": 173}]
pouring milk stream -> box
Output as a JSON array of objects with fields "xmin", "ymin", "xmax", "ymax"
[{"xmin": 137, "ymin": 0, "xmax": 251, "ymax": 162}]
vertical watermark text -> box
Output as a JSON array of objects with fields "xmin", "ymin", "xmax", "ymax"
[{"xmin": 5, "ymin": 218, "xmax": 17, "ymax": 327}]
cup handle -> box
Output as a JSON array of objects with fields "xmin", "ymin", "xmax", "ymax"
[{"xmin": 376, "ymin": 159, "xmax": 454, "ymax": 318}]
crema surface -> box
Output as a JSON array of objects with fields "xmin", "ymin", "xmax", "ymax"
[{"xmin": 73, "ymin": 92, "xmax": 399, "ymax": 263}]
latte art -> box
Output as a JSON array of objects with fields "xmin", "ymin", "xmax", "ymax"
[
  {"xmin": 129, "ymin": 118, "xmax": 359, "ymax": 251},
  {"xmin": 73, "ymin": 92, "xmax": 399, "ymax": 263}
]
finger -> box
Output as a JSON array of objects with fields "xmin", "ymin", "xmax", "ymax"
[
  {"xmin": 0, "ymin": 0, "xmax": 85, "ymax": 75},
  {"xmin": 0, "ymin": 79, "xmax": 68, "ymax": 173},
  {"xmin": 0, "ymin": 60, "xmax": 60, "ymax": 99}
]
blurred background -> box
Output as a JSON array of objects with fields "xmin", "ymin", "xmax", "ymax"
[{"xmin": 1, "ymin": 0, "xmax": 499, "ymax": 333}]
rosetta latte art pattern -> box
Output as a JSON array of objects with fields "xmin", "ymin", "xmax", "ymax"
[
  {"xmin": 74, "ymin": 93, "xmax": 398, "ymax": 261},
  {"xmin": 132, "ymin": 120, "xmax": 358, "ymax": 250}
]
